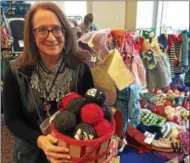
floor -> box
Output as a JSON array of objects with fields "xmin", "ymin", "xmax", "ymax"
[{"xmin": 1, "ymin": 114, "xmax": 15, "ymax": 163}]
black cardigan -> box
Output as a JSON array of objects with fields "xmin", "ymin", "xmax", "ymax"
[{"xmin": 3, "ymin": 63, "xmax": 94, "ymax": 145}]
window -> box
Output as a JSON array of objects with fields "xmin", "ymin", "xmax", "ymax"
[
  {"xmin": 136, "ymin": 1, "xmax": 155, "ymax": 28},
  {"xmin": 160, "ymin": 1, "xmax": 189, "ymax": 30},
  {"xmin": 136, "ymin": 1, "xmax": 189, "ymax": 34},
  {"xmin": 63, "ymin": 1, "xmax": 87, "ymax": 18}
]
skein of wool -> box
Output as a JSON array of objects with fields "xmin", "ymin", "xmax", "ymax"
[
  {"xmin": 94, "ymin": 119, "xmax": 113, "ymax": 137},
  {"xmin": 81, "ymin": 103, "xmax": 104, "ymax": 125},
  {"xmin": 60, "ymin": 92, "xmax": 81, "ymax": 111},
  {"xmin": 73, "ymin": 123, "xmax": 97, "ymax": 140},
  {"xmin": 66, "ymin": 97, "xmax": 86, "ymax": 122},
  {"xmin": 54, "ymin": 111, "xmax": 77, "ymax": 136},
  {"xmin": 102, "ymin": 104, "xmax": 113, "ymax": 122},
  {"xmin": 84, "ymin": 88, "xmax": 106, "ymax": 106}
]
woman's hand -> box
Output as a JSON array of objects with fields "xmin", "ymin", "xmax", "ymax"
[{"xmin": 37, "ymin": 134, "xmax": 70, "ymax": 163}]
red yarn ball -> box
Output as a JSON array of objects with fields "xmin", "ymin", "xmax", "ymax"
[
  {"xmin": 81, "ymin": 103, "xmax": 104, "ymax": 125},
  {"xmin": 60, "ymin": 92, "xmax": 81, "ymax": 111},
  {"xmin": 94, "ymin": 119, "xmax": 113, "ymax": 137}
]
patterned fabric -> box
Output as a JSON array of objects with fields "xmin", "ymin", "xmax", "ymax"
[
  {"xmin": 171, "ymin": 74, "xmax": 185, "ymax": 91},
  {"xmin": 150, "ymin": 93, "xmax": 166, "ymax": 106},
  {"xmin": 123, "ymin": 33, "xmax": 147, "ymax": 87},
  {"xmin": 179, "ymin": 131, "xmax": 190, "ymax": 153},
  {"xmin": 141, "ymin": 112, "xmax": 166, "ymax": 127},
  {"xmin": 168, "ymin": 41, "xmax": 176, "ymax": 78},
  {"xmin": 30, "ymin": 58, "xmax": 73, "ymax": 102}
]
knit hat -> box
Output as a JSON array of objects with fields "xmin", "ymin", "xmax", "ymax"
[
  {"xmin": 141, "ymin": 112, "xmax": 166, "ymax": 127},
  {"xmin": 54, "ymin": 111, "xmax": 77, "ymax": 136},
  {"xmin": 161, "ymin": 122, "xmax": 175, "ymax": 139},
  {"xmin": 179, "ymin": 131, "xmax": 190, "ymax": 152},
  {"xmin": 66, "ymin": 97, "xmax": 86, "ymax": 122},
  {"xmin": 84, "ymin": 88, "xmax": 106, "ymax": 106},
  {"xmin": 73, "ymin": 123, "xmax": 97, "ymax": 140},
  {"xmin": 94, "ymin": 119, "xmax": 113, "ymax": 137},
  {"xmin": 77, "ymin": 29, "xmax": 111, "ymax": 63},
  {"xmin": 60, "ymin": 92, "xmax": 81, "ymax": 110},
  {"xmin": 81, "ymin": 103, "xmax": 104, "ymax": 125}
]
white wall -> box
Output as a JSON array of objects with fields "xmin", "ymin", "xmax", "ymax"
[{"xmin": 91, "ymin": 1, "xmax": 126, "ymax": 30}]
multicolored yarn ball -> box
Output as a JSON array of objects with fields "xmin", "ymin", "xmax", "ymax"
[
  {"xmin": 94, "ymin": 119, "xmax": 113, "ymax": 137},
  {"xmin": 84, "ymin": 88, "xmax": 106, "ymax": 106},
  {"xmin": 54, "ymin": 111, "xmax": 77, "ymax": 136},
  {"xmin": 73, "ymin": 123, "xmax": 97, "ymax": 140},
  {"xmin": 60, "ymin": 92, "xmax": 81, "ymax": 110},
  {"xmin": 66, "ymin": 97, "xmax": 86, "ymax": 122},
  {"xmin": 81, "ymin": 103, "xmax": 104, "ymax": 125}
]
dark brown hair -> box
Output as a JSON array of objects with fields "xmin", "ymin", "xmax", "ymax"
[
  {"xmin": 84, "ymin": 13, "xmax": 93, "ymax": 24},
  {"xmin": 18, "ymin": 2, "xmax": 79, "ymax": 70}
]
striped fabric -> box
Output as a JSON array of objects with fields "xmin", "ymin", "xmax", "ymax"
[
  {"xmin": 161, "ymin": 122, "xmax": 174, "ymax": 139},
  {"xmin": 169, "ymin": 41, "xmax": 175, "ymax": 78}
]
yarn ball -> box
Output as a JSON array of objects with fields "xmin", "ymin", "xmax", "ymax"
[
  {"xmin": 81, "ymin": 103, "xmax": 104, "ymax": 125},
  {"xmin": 94, "ymin": 119, "xmax": 113, "ymax": 137},
  {"xmin": 54, "ymin": 111, "xmax": 77, "ymax": 136},
  {"xmin": 66, "ymin": 97, "xmax": 86, "ymax": 122},
  {"xmin": 84, "ymin": 88, "xmax": 106, "ymax": 106},
  {"xmin": 73, "ymin": 122, "xmax": 97, "ymax": 140},
  {"xmin": 102, "ymin": 104, "xmax": 113, "ymax": 122},
  {"xmin": 60, "ymin": 92, "xmax": 81, "ymax": 110}
]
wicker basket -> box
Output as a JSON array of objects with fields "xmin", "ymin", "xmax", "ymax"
[{"xmin": 51, "ymin": 119, "xmax": 116, "ymax": 163}]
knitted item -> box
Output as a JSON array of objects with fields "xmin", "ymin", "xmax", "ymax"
[
  {"xmin": 161, "ymin": 122, "xmax": 175, "ymax": 139},
  {"xmin": 66, "ymin": 97, "xmax": 86, "ymax": 122},
  {"xmin": 141, "ymin": 112, "xmax": 166, "ymax": 127},
  {"xmin": 77, "ymin": 29, "xmax": 111, "ymax": 63},
  {"xmin": 81, "ymin": 103, "xmax": 104, "ymax": 125},
  {"xmin": 73, "ymin": 123, "xmax": 97, "ymax": 140},
  {"xmin": 102, "ymin": 104, "xmax": 113, "ymax": 122},
  {"xmin": 94, "ymin": 119, "xmax": 113, "ymax": 137},
  {"xmin": 179, "ymin": 131, "xmax": 190, "ymax": 152},
  {"xmin": 60, "ymin": 92, "xmax": 81, "ymax": 110},
  {"xmin": 54, "ymin": 111, "xmax": 77, "ymax": 136},
  {"xmin": 84, "ymin": 88, "xmax": 106, "ymax": 106}
]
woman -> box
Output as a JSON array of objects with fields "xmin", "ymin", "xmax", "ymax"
[{"xmin": 3, "ymin": 2, "xmax": 94, "ymax": 163}]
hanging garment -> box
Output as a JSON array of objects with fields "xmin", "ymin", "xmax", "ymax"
[
  {"xmin": 158, "ymin": 33, "xmax": 168, "ymax": 53},
  {"xmin": 114, "ymin": 84, "xmax": 142, "ymax": 133},
  {"xmin": 184, "ymin": 31, "xmax": 190, "ymax": 87},
  {"xmin": 143, "ymin": 53, "xmax": 171, "ymax": 91},
  {"xmin": 123, "ymin": 32, "xmax": 147, "ymax": 88},
  {"xmin": 77, "ymin": 28, "xmax": 112, "ymax": 63},
  {"xmin": 168, "ymin": 33, "xmax": 189, "ymax": 76},
  {"xmin": 142, "ymin": 36, "xmax": 163, "ymax": 57}
]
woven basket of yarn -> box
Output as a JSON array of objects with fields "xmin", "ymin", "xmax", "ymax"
[{"xmin": 51, "ymin": 119, "xmax": 115, "ymax": 163}]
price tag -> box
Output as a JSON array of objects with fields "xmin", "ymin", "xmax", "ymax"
[
  {"xmin": 90, "ymin": 55, "xmax": 97, "ymax": 63},
  {"xmin": 165, "ymin": 156, "xmax": 178, "ymax": 163},
  {"xmin": 144, "ymin": 131, "xmax": 155, "ymax": 144},
  {"xmin": 18, "ymin": 40, "xmax": 24, "ymax": 47}
]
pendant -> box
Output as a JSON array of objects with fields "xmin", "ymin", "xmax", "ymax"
[{"xmin": 43, "ymin": 101, "xmax": 51, "ymax": 117}]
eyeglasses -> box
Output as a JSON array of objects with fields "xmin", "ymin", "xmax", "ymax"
[{"xmin": 33, "ymin": 26, "xmax": 65, "ymax": 39}]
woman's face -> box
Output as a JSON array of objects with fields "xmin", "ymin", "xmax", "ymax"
[{"xmin": 32, "ymin": 9, "xmax": 65, "ymax": 58}]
